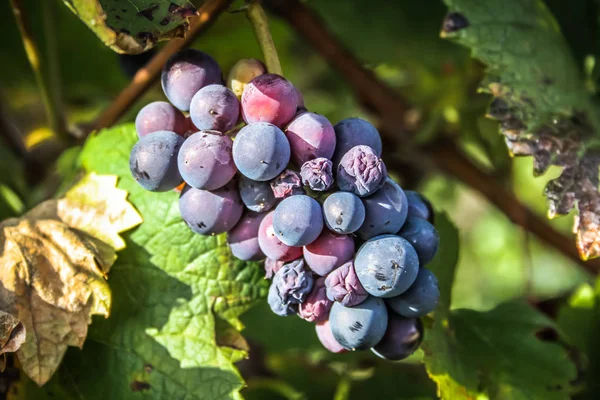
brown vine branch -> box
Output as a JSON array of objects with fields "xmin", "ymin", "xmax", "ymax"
[
  {"xmin": 263, "ymin": 0, "xmax": 600, "ymax": 274},
  {"xmin": 90, "ymin": 0, "xmax": 233, "ymax": 133}
]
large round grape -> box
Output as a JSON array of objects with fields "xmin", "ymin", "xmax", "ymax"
[
  {"xmin": 316, "ymin": 320, "xmax": 346, "ymax": 354},
  {"xmin": 257, "ymin": 211, "xmax": 303, "ymax": 261},
  {"xmin": 238, "ymin": 175, "xmax": 277, "ymax": 212},
  {"xmin": 329, "ymin": 296, "xmax": 388, "ymax": 351},
  {"xmin": 322, "ymin": 192, "xmax": 365, "ymax": 234},
  {"xmin": 303, "ymin": 230, "xmax": 355, "ymax": 276},
  {"xmin": 161, "ymin": 49, "xmax": 222, "ymax": 111},
  {"xmin": 273, "ymin": 195, "xmax": 324, "ymax": 247},
  {"xmin": 227, "ymin": 58, "xmax": 266, "ymax": 99},
  {"xmin": 358, "ymin": 178, "xmax": 408, "ymax": 240},
  {"xmin": 189, "ymin": 85, "xmax": 240, "ymax": 132},
  {"xmin": 227, "ymin": 212, "xmax": 266, "ymax": 261},
  {"xmin": 371, "ymin": 314, "xmax": 423, "ymax": 361},
  {"xmin": 285, "ymin": 112, "xmax": 336, "ymax": 166},
  {"xmin": 232, "ymin": 122, "xmax": 291, "ymax": 181},
  {"xmin": 354, "ymin": 235, "xmax": 419, "ymax": 298},
  {"xmin": 177, "ymin": 132, "xmax": 236, "ymax": 190},
  {"xmin": 129, "ymin": 130, "xmax": 184, "ymax": 192},
  {"xmin": 179, "ymin": 183, "xmax": 243, "ymax": 235},
  {"xmin": 398, "ymin": 216, "xmax": 440, "ymax": 265},
  {"xmin": 135, "ymin": 101, "xmax": 187, "ymax": 138},
  {"xmin": 405, "ymin": 190, "xmax": 435, "ymax": 224},
  {"xmin": 332, "ymin": 118, "xmax": 383, "ymax": 165},
  {"xmin": 241, "ymin": 74, "xmax": 299, "ymax": 127},
  {"xmin": 337, "ymin": 145, "xmax": 387, "ymax": 197},
  {"xmin": 386, "ymin": 268, "xmax": 439, "ymax": 317}
]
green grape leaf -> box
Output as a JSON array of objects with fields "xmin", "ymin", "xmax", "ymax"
[
  {"xmin": 441, "ymin": 0, "xmax": 600, "ymax": 260},
  {"xmin": 422, "ymin": 213, "xmax": 577, "ymax": 399},
  {"xmin": 61, "ymin": 0, "xmax": 197, "ymax": 54},
  {"xmin": 18, "ymin": 124, "xmax": 268, "ymax": 399}
]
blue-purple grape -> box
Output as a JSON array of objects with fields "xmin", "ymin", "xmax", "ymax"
[
  {"xmin": 227, "ymin": 212, "xmax": 266, "ymax": 261},
  {"xmin": 135, "ymin": 101, "xmax": 187, "ymax": 138},
  {"xmin": 232, "ymin": 122, "xmax": 291, "ymax": 181},
  {"xmin": 354, "ymin": 235, "xmax": 419, "ymax": 298},
  {"xmin": 273, "ymin": 259, "xmax": 314, "ymax": 304},
  {"xmin": 241, "ymin": 74, "xmax": 299, "ymax": 127},
  {"xmin": 371, "ymin": 314, "xmax": 422, "ymax": 361},
  {"xmin": 238, "ymin": 175, "xmax": 278, "ymax": 213},
  {"xmin": 179, "ymin": 182, "xmax": 243, "ymax": 235},
  {"xmin": 300, "ymin": 158, "xmax": 334, "ymax": 191},
  {"xmin": 398, "ymin": 216, "xmax": 439, "ymax": 265},
  {"xmin": 405, "ymin": 190, "xmax": 435, "ymax": 224},
  {"xmin": 268, "ymin": 280, "xmax": 298, "ymax": 317},
  {"xmin": 177, "ymin": 131, "xmax": 236, "ymax": 190},
  {"xmin": 270, "ymin": 169, "xmax": 304, "ymax": 199},
  {"xmin": 386, "ymin": 268, "xmax": 439, "ymax": 317},
  {"xmin": 329, "ymin": 296, "xmax": 388, "ymax": 351},
  {"xmin": 332, "ymin": 118, "xmax": 382, "ymax": 166},
  {"xmin": 322, "ymin": 192, "xmax": 365, "ymax": 234},
  {"xmin": 358, "ymin": 178, "xmax": 408, "ymax": 240},
  {"xmin": 303, "ymin": 230, "xmax": 355, "ymax": 276},
  {"xmin": 189, "ymin": 84, "xmax": 240, "ymax": 132},
  {"xmin": 129, "ymin": 130, "xmax": 184, "ymax": 192},
  {"xmin": 337, "ymin": 145, "xmax": 387, "ymax": 197},
  {"xmin": 257, "ymin": 211, "xmax": 303, "ymax": 261},
  {"xmin": 285, "ymin": 112, "xmax": 336, "ymax": 166},
  {"xmin": 161, "ymin": 49, "xmax": 222, "ymax": 111},
  {"xmin": 273, "ymin": 195, "xmax": 323, "ymax": 246},
  {"xmin": 325, "ymin": 261, "xmax": 369, "ymax": 307},
  {"xmin": 298, "ymin": 277, "xmax": 333, "ymax": 323}
]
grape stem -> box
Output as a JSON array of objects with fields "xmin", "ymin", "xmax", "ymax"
[
  {"xmin": 10, "ymin": 0, "xmax": 70, "ymax": 143},
  {"xmin": 246, "ymin": 1, "xmax": 284, "ymax": 76}
]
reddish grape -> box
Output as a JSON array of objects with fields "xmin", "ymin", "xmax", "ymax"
[
  {"xmin": 135, "ymin": 101, "xmax": 187, "ymax": 138},
  {"xmin": 285, "ymin": 112, "xmax": 336, "ymax": 166},
  {"xmin": 303, "ymin": 230, "xmax": 355, "ymax": 276},
  {"xmin": 257, "ymin": 211, "xmax": 303, "ymax": 261},
  {"xmin": 241, "ymin": 74, "xmax": 298, "ymax": 127}
]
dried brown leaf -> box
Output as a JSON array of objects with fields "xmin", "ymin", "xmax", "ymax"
[{"xmin": 0, "ymin": 310, "xmax": 26, "ymax": 372}]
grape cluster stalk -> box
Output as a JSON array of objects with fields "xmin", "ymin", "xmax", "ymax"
[{"xmin": 129, "ymin": 49, "xmax": 441, "ymax": 360}]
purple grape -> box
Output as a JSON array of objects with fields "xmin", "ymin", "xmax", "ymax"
[
  {"xmin": 268, "ymin": 280, "xmax": 298, "ymax": 317},
  {"xmin": 354, "ymin": 235, "xmax": 419, "ymax": 298},
  {"xmin": 177, "ymin": 131, "xmax": 236, "ymax": 190},
  {"xmin": 322, "ymin": 192, "xmax": 365, "ymax": 234},
  {"xmin": 285, "ymin": 112, "xmax": 336, "ymax": 166},
  {"xmin": 337, "ymin": 145, "xmax": 387, "ymax": 197},
  {"xmin": 273, "ymin": 259, "xmax": 314, "ymax": 304},
  {"xmin": 232, "ymin": 122, "xmax": 291, "ymax": 181},
  {"xmin": 300, "ymin": 158, "xmax": 334, "ymax": 191},
  {"xmin": 264, "ymin": 258, "xmax": 284, "ymax": 279},
  {"xmin": 270, "ymin": 169, "xmax": 304, "ymax": 199},
  {"xmin": 371, "ymin": 315, "xmax": 423, "ymax": 361},
  {"xmin": 258, "ymin": 211, "xmax": 303, "ymax": 261},
  {"xmin": 179, "ymin": 182, "xmax": 243, "ymax": 235},
  {"xmin": 238, "ymin": 175, "xmax": 278, "ymax": 212},
  {"xmin": 227, "ymin": 212, "xmax": 267, "ymax": 261},
  {"xmin": 405, "ymin": 190, "xmax": 435, "ymax": 224},
  {"xmin": 135, "ymin": 101, "xmax": 187, "ymax": 138},
  {"xmin": 273, "ymin": 195, "xmax": 324, "ymax": 247},
  {"xmin": 332, "ymin": 118, "xmax": 382, "ymax": 166},
  {"xmin": 161, "ymin": 49, "xmax": 222, "ymax": 111},
  {"xmin": 189, "ymin": 85, "xmax": 240, "ymax": 132},
  {"xmin": 358, "ymin": 178, "xmax": 408, "ymax": 240},
  {"xmin": 241, "ymin": 74, "xmax": 299, "ymax": 127},
  {"xmin": 316, "ymin": 319, "xmax": 346, "ymax": 353},
  {"xmin": 227, "ymin": 58, "xmax": 266, "ymax": 99},
  {"xmin": 329, "ymin": 296, "xmax": 388, "ymax": 351},
  {"xmin": 303, "ymin": 230, "xmax": 355, "ymax": 276},
  {"xmin": 324, "ymin": 261, "xmax": 368, "ymax": 307},
  {"xmin": 386, "ymin": 268, "xmax": 439, "ymax": 317},
  {"xmin": 129, "ymin": 130, "xmax": 184, "ymax": 192},
  {"xmin": 298, "ymin": 277, "xmax": 333, "ymax": 323},
  {"xmin": 398, "ymin": 217, "xmax": 440, "ymax": 265}
]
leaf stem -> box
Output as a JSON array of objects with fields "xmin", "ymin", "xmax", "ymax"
[
  {"xmin": 10, "ymin": 0, "xmax": 69, "ymax": 142},
  {"xmin": 246, "ymin": 1, "xmax": 283, "ymax": 75}
]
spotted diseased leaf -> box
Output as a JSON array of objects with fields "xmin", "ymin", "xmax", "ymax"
[
  {"xmin": 0, "ymin": 310, "xmax": 26, "ymax": 372},
  {"xmin": 61, "ymin": 0, "xmax": 197, "ymax": 54},
  {"xmin": 422, "ymin": 213, "xmax": 577, "ymax": 399},
  {"xmin": 441, "ymin": 0, "xmax": 600, "ymax": 260}
]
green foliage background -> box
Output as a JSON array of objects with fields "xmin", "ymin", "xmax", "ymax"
[{"xmin": 2, "ymin": 0, "xmax": 600, "ymax": 399}]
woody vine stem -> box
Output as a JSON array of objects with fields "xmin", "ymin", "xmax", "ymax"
[{"xmin": 246, "ymin": 1, "xmax": 284, "ymax": 75}]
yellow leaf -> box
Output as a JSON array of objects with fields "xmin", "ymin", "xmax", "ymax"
[
  {"xmin": 0, "ymin": 173, "xmax": 142, "ymax": 385},
  {"xmin": 0, "ymin": 310, "xmax": 26, "ymax": 372}
]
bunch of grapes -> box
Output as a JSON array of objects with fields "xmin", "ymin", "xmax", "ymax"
[{"xmin": 129, "ymin": 49, "xmax": 441, "ymax": 361}]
